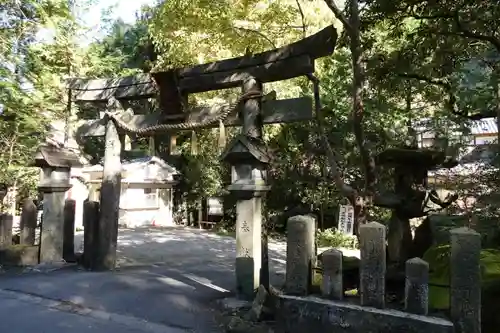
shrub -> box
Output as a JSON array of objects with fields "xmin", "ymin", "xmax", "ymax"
[{"xmin": 316, "ymin": 228, "xmax": 359, "ymax": 249}]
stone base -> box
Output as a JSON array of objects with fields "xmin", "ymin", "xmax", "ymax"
[
  {"xmin": 276, "ymin": 295, "xmax": 454, "ymax": 333},
  {"xmin": 0, "ymin": 245, "xmax": 39, "ymax": 266},
  {"xmin": 216, "ymin": 297, "xmax": 252, "ymax": 312}
]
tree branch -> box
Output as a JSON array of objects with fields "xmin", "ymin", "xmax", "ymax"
[
  {"xmin": 398, "ymin": 73, "xmax": 451, "ymax": 89},
  {"xmin": 323, "ymin": 0, "xmax": 353, "ymax": 34},
  {"xmin": 349, "ymin": 0, "xmax": 376, "ymax": 202},
  {"xmin": 307, "ymin": 74, "xmax": 357, "ymax": 202},
  {"xmin": 453, "ymin": 10, "xmax": 500, "ymax": 52},
  {"xmin": 410, "ymin": 6, "xmax": 500, "ymax": 52},
  {"xmin": 230, "ymin": 26, "xmax": 277, "ymax": 48},
  {"xmin": 295, "ymin": 0, "xmax": 307, "ymax": 38},
  {"xmin": 398, "ymin": 72, "xmax": 490, "ymax": 120}
]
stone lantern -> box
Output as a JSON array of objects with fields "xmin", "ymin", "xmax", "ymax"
[
  {"xmin": 221, "ymin": 134, "xmax": 271, "ymax": 299},
  {"xmin": 33, "ymin": 144, "xmax": 82, "ymax": 263},
  {"xmin": 222, "ymin": 135, "xmax": 270, "ymax": 198},
  {"xmin": 374, "ymin": 147, "xmax": 458, "ymax": 266}
]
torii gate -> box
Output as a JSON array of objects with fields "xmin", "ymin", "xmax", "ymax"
[{"xmin": 67, "ymin": 25, "xmax": 337, "ymax": 298}]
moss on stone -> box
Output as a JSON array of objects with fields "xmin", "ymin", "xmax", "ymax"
[{"xmin": 423, "ymin": 245, "xmax": 500, "ymax": 310}]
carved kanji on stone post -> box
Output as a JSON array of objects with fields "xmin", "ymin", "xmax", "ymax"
[{"xmin": 221, "ymin": 77, "xmax": 271, "ymax": 299}]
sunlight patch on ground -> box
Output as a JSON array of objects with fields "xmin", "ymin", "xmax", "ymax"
[
  {"xmin": 148, "ymin": 235, "xmax": 183, "ymax": 243},
  {"xmin": 156, "ymin": 276, "xmax": 197, "ymax": 290},
  {"xmin": 183, "ymin": 274, "xmax": 230, "ymax": 293}
]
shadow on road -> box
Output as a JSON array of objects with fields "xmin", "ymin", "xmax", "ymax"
[{"xmin": 0, "ymin": 227, "xmax": 287, "ymax": 332}]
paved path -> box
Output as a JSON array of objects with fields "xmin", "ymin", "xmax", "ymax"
[
  {"xmin": 1, "ymin": 227, "xmax": 358, "ymax": 333},
  {"xmin": 0, "ymin": 227, "xmax": 289, "ymax": 333},
  {"xmin": 75, "ymin": 227, "xmax": 289, "ymax": 283},
  {"xmin": 0, "ymin": 289, "xmax": 186, "ymax": 333}
]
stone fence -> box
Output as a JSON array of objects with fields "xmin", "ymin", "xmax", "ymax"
[
  {"xmin": 0, "ymin": 198, "xmax": 77, "ymax": 266},
  {"xmin": 277, "ymin": 215, "xmax": 481, "ymax": 333}
]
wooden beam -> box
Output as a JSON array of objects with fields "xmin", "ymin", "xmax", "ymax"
[
  {"xmin": 67, "ymin": 25, "xmax": 337, "ymax": 101},
  {"xmin": 71, "ymin": 79, "xmax": 156, "ymax": 102},
  {"xmin": 177, "ymin": 55, "xmax": 314, "ymax": 94},
  {"xmin": 176, "ymin": 25, "xmax": 336, "ymax": 78},
  {"xmin": 67, "ymin": 73, "xmax": 151, "ymax": 91},
  {"xmin": 76, "ymin": 97, "xmax": 313, "ymax": 137}
]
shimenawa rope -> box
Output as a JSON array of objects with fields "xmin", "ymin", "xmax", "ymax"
[{"xmin": 104, "ymin": 90, "xmax": 263, "ymax": 136}]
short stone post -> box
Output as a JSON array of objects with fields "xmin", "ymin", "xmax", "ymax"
[
  {"xmin": 0, "ymin": 213, "xmax": 13, "ymax": 247},
  {"xmin": 20, "ymin": 198, "xmax": 37, "ymax": 245},
  {"xmin": 404, "ymin": 257, "xmax": 429, "ymax": 315},
  {"xmin": 359, "ymin": 222, "xmax": 386, "ymax": 308},
  {"xmin": 321, "ymin": 249, "xmax": 343, "ymax": 300},
  {"xmin": 63, "ymin": 199, "xmax": 76, "ymax": 262},
  {"xmin": 285, "ymin": 215, "xmax": 315, "ymax": 296},
  {"xmin": 450, "ymin": 227, "xmax": 481, "ymax": 333},
  {"xmin": 83, "ymin": 200, "xmax": 100, "ymax": 270}
]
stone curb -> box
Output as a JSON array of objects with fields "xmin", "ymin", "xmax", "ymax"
[{"xmin": 0, "ymin": 289, "xmax": 188, "ymax": 333}]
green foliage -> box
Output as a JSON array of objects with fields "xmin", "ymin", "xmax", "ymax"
[
  {"xmin": 424, "ymin": 245, "xmax": 500, "ymax": 310},
  {"xmin": 3, "ymin": 0, "xmax": 499, "ymax": 238},
  {"xmin": 317, "ymin": 228, "xmax": 359, "ymax": 249},
  {"xmin": 149, "ymin": 0, "xmax": 303, "ymax": 69},
  {"xmin": 0, "ymin": 0, "xmax": 79, "ymax": 202}
]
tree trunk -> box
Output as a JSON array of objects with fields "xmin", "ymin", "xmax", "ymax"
[
  {"xmin": 387, "ymin": 212, "xmax": 413, "ymax": 265},
  {"xmin": 323, "ymin": 0, "xmax": 376, "ymax": 230}
]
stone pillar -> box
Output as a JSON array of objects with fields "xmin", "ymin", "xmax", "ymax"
[
  {"xmin": 96, "ymin": 99, "xmax": 122, "ymax": 271},
  {"xmin": 359, "ymin": 222, "xmax": 386, "ymax": 308},
  {"xmin": 0, "ymin": 213, "xmax": 13, "ymax": 247},
  {"xmin": 20, "ymin": 199, "xmax": 37, "ymax": 245},
  {"xmin": 404, "ymin": 257, "xmax": 429, "ymax": 315},
  {"xmin": 235, "ymin": 197, "xmax": 262, "ymax": 298},
  {"xmin": 63, "ymin": 199, "xmax": 76, "ymax": 262},
  {"xmin": 321, "ymin": 249, "xmax": 343, "ymax": 300},
  {"xmin": 40, "ymin": 191, "xmax": 66, "ymax": 262},
  {"xmin": 450, "ymin": 227, "xmax": 481, "ymax": 333},
  {"xmin": 285, "ymin": 215, "xmax": 315, "ymax": 296},
  {"xmin": 83, "ymin": 200, "xmax": 100, "ymax": 270},
  {"xmin": 223, "ymin": 77, "xmax": 269, "ymax": 300}
]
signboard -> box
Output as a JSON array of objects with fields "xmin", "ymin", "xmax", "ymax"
[
  {"xmin": 207, "ymin": 197, "xmax": 223, "ymax": 216},
  {"xmin": 338, "ymin": 204, "xmax": 354, "ymax": 235}
]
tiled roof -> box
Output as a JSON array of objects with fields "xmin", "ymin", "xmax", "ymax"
[
  {"xmin": 413, "ymin": 117, "xmax": 498, "ymax": 135},
  {"xmin": 470, "ymin": 117, "xmax": 497, "ymax": 135},
  {"xmin": 82, "ymin": 156, "xmax": 179, "ymax": 175}
]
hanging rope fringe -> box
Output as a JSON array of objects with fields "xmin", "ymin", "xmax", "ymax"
[
  {"xmin": 149, "ymin": 136, "xmax": 155, "ymax": 155},
  {"xmin": 124, "ymin": 134, "xmax": 132, "ymax": 151},
  {"xmin": 191, "ymin": 130, "xmax": 198, "ymax": 155},
  {"xmin": 218, "ymin": 120, "xmax": 226, "ymax": 152}
]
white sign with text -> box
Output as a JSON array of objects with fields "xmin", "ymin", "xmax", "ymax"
[{"xmin": 338, "ymin": 204, "xmax": 354, "ymax": 235}]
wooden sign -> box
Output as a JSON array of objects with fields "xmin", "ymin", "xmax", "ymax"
[{"xmin": 207, "ymin": 197, "xmax": 223, "ymax": 216}]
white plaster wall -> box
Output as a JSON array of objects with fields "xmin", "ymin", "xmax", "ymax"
[
  {"xmin": 156, "ymin": 189, "xmax": 173, "ymax": 226},
  {"xmin": 66, "ymin": 177, "xmax": 89, "ymax": 230},
  {"xmin": 119, "ymin": 209, "xmax": 158, "ymax": 228}
]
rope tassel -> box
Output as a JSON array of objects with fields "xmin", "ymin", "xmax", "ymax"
[
  {"xmin": 218, "ymin": 120, "xmax": 226, "ymax": 151},
  {"xmin": 124, "ymin": 134, "xmax": 132, "ymax": 151},
  {"xmin": 191, "ymin": 130, "xmax": 198, "ymax": 155}
]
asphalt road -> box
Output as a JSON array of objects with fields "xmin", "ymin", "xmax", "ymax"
[{"xmin": 0, "ymin": 289, "xmax": 188, "ymax": 333}]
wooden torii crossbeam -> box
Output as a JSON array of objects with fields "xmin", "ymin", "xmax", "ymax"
[
  {"xmin": 68, "ymin": 25, "xmax": 338, "ymax": 277},
  {"xmin": 68, "ymin": 25, "xmax": 336, "ymax": 139}
]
